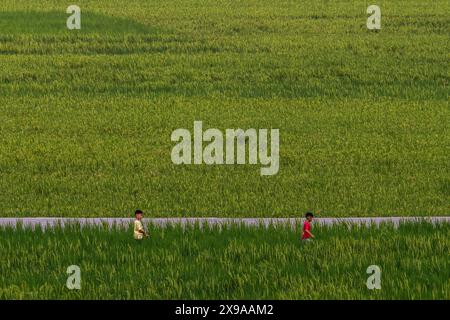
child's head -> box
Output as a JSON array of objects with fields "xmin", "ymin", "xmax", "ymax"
[
  {"xmin": 305, "ymin": 212, "xmax": 314, "ymax": 221},
  {"xmin": 135, "ymin": 209, "xmax": 143, "ymax": 220}
]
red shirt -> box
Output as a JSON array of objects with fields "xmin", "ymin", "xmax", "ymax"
[{"xmin": 302, "ymin": 221, "xmax": 311, "ymax": 240}]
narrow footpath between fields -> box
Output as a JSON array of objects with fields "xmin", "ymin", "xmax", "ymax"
[{"xmin": 0, "ymin": 217, "xmax": 449, "ymax": 229}]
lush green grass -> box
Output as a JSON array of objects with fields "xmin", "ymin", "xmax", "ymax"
[
  {"xmin": 0, "ymin": 0, "xmax": 448, "ymax": 217},
  {"xmin": 0, "ymin": 222, "xmax": 449, "ymax": 299}
]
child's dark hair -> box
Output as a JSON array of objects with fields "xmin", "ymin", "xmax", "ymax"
[
  {"xmin": 305, "ymin": 212, "xmax": 314, "ymax": 218},
  {"xmin": 135, "ymin": 209, "xmax": 143, "ymax": 215}
]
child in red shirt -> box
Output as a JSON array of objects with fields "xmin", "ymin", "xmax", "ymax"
[{"xmin": 301, "ymin": 212, "xmax": 315, "ymax": 241}]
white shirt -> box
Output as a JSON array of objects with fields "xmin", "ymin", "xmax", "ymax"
[{"xmin": 134, "ymin": 220, "xmax": 144, "ymax": 240}]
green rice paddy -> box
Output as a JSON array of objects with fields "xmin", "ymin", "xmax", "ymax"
[
  {"xmin": 0, "ymin": 222, "xmax": 448, "ymax": 299},
  {"xmin": 0, "ymin": 0, "xmax": 448, "ymax": 217}
]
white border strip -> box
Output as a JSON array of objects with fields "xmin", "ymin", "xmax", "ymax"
[{"xmin": 0, "ymin": 217, "xmax": 449, "ymax": 228}]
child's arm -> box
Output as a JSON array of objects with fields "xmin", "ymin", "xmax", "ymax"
[
  {"xmin": 305, "ymin": 230, "xmax": 315, "ymax": 238},
  {"xmin": 140, "ymin": 226, "xmax": 149, "ymax": 237},
  {"xmin": 137, "ymin": 223, "xmax": 148, "ymax": 237}
]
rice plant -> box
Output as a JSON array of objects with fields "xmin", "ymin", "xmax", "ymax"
[
  {"xmin": 0, "ymin": 0, "xmax": 448, "ymax": 217},
  {"xmin": 0, "ymin": 222, "xmax": 448, "ymax": 299}
]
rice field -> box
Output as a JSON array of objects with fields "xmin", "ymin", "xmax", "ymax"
[
  {"xmin": 0, "ymin": 0, "xmax": 449, "ymax": 217},
  {"xmin": 0, "ymin": 222, "xmax": 449, "ymax": 299}
]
